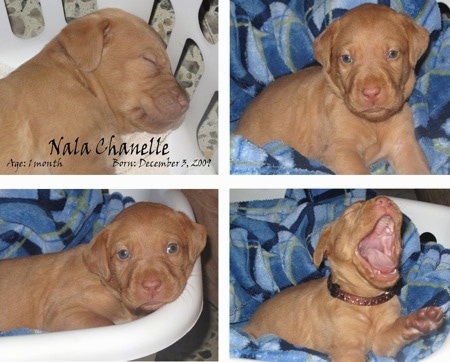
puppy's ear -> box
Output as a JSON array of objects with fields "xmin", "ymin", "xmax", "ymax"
[
  {"xmin": 82, "ymin": 227, "xmax": 111, "ymax": 280},
  {"xmin": 177, "ymin": 211, "xmax": 207, "ymax": 262},
  {"xmin": 313, "ymin": 226, "xmax": 331, "ymax": 267},
  {"xmin": 188, "ymin": 222, "xmax": 207, "ymax": 262},
  {"xmin": 313, "ymin": 21, "xmax": 339, "ymax": 73},
  {"xmin": 400, "ymin": 15, "xmax": 429, "ymax": 66},
  {"xmin": 58, "ymin": 15, "xmax": 111, "ymax": 72}
]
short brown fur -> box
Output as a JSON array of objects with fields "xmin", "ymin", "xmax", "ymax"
[
  {"xmin": 0, "ymin": 9, "xmax": 188, "ymax": 174},
  {"xmin": 243, "ymin": 197, "xmax": 443, "ymax": 361},
  {"xmin": 0, "ymin": 202, "xmax": 206, "ymax": 332},
  {"xmin": 236, "ymin": 4, "xmax": 430, "ymax": 174}
]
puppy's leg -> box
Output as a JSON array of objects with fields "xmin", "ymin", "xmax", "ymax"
[
  {"xmin": 324, "ymin": 149, "xmax": 370, "ymax": 175},
  {"xmin": 373, "ymin": 307, "xmax": 443, "ymax": 357},
  {"xmin": 387, "ymin": 141, "xmax": 430, "ymax": 175},
  {"xmin": 46, "ymin": 311, "xmax": 115, "ymax": 331},
  {"xmin": 327, "ymin": 337, "xmax": 367, "ymax": 362}
]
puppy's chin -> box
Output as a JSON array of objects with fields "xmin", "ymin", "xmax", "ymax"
[
  {"xmin": 139, "ymin": 98, "xmax": 188, "ymax": 133},
  {"xmin": 346, "ymin": 100, "xmax": 403, "ymax": 122},
  {"xmin": 123, "ymin": 284, "xmax": 185, "ymax": 315},
  {"xmin": 354, "ymin": 108, "xmax": 398, "ymax": 122},
  {"xmin": 127, "ymin": 109, "xmax": 186, "ymax": 134},
  {"xmin": 342, "ymin": 88, "xmax": 406, "ymax": 122},
  {"xmin": 134, "ymin": 301, "xmax": 167, "ymax": 315}
]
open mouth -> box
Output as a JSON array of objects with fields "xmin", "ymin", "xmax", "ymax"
[{"xmin": 357, "ymin": 215, "xmax": 399, "ymax": 279}]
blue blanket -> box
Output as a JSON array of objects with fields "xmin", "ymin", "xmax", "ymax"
[
  {"xmin": 0, "ymin": 189, "xmax": 134, "ymax": 336},
  {"xmin": 230, "ymin": 189, "xmax": 450, "ymax": 361},
  {"xmin": 230, "ymin": 0, "xmax": 450, "ymax": 174}
]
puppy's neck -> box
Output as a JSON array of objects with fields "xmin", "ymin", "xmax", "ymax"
[{"xmin": 327, "ymin": 275, "xmax": 397, "ymax": 306}]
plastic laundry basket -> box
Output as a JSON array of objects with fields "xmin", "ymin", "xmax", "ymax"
[
  {"xmin": 0, "ymin": 189, "xmax": 204, "ymax": 360},
  {"xmin": 0, "ymin": 0, "xmax": 218, "ymax": 175}
]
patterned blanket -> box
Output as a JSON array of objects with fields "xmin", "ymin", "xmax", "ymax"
[
  {"xmin": 230, "ymin": 0, "xmax": 450, "ymax": 174},
  {"xmin": 0, "ymin": 189, "xmax": 134, "ymax": 335},
  {"xmin": 230, "ymin": 189, "xmax": 450, "ymax": 361}
]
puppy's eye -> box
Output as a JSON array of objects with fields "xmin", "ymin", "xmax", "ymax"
[
  {"xmin": 166, "ymin": 243, "xmax": 179, "ymax": 254},
  {"xmin": 387, "ymin": 50, "xmax": 399, "ymax": 60},
  {"xmin": 117, "ymin": 249, "xmax": 130, "ymax": 260},
  {"xmin": 340, "ymin": 54, "xmax": 353, "ymax": 64},
  {"xmin": 143, "ymin": 55, "xmax": 158, "ymax": 67}
]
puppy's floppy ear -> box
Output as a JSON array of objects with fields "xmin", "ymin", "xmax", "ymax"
[
  {"xmin": 82, "ymin": 227, "xmax": 112, "ymax": 280},
  {"xmin": 58, "ymin": 15, "xmax": 111, "ymax": 72},
  {"xmin": 188, "ymin": 222, "xmax": 207, "ymax": 262},
  {"xmin": 313, "ymin": 225, "xmax": 331, "ymax": 267},
  {"xmin": 313, "ymin": 20, "xmax": 339, "ymax": 73},
  {"xmin": 400, "ymin": 15, "xmax": 429, "ymax": 66}
]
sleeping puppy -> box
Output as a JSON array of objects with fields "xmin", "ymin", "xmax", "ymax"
[
  {"xmin": 243, "ymin": 197, "xmax": 443, "ymax": 362},
  {"xmin": 0, "ymin": 8, "xmax": 188, "ymax": 174},
  {"xmin": 235, "ymin": 4, "xmax": 430, "ymax": 174},
  {"xmin": 0, "ymin": 202, "xmax": 206, "ymax": 332}
]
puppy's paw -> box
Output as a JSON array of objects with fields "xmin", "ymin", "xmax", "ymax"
[{"xmin": 402, "ymin": 307, "xmax": 444, "ymax": 340}]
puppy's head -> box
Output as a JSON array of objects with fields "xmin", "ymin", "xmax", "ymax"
[
  {"xmin": 83, "ymin": 202, "xmax": 206, "ymax": 315},
  {"xmin": 313, "ymin": 4, "xmax": 429, "ymax": 122},
  {"xmin": 57, "ymin": 8, "xmax": 189, "ymax": 134},
  {"xmin": 313, "ymin": 196, "xmax": 403, "ymax": 291}
]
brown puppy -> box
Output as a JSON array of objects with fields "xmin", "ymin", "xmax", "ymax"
[
  {"xmin": 235, "ymin": 4, "xmax": 430, "ymax": 174},
  {"xmin": 243, "ymin": 197, "xmax": 443, "ymax": 362},
  {"xmin": 0, "ymin": 8, "xmax": 189, "ymax": 174},
  {"xmin": 0, "ymin": 202, "xmax": 206, "ymax": 332}
]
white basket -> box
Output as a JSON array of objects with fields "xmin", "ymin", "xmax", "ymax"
[
  {"xmin": 0, "ymin": 0, "xmax": 218, "ymax": 175},
  {"xmin": 0, "ymin": 189, "xmax": 204, "ymax": 361}
]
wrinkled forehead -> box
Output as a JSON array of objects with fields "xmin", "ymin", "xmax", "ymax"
[
  {"xmin": 343, "ymin": 199, "xmax": 365, "ymax": 211},
  {"xmin": 113, "ymin": 211, "xmax": 190, "ymax": 241},
  {"xmin": 333, "ymin": 19, "xmax": 408, "ymax": 50},
  {"xmin": 102, "ymin": 11, "xmax": 166, "ymax": 49}
]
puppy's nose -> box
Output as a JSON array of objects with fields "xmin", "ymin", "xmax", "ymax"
[
  {"xmin": 178, "ymin": 90, "xmax": 189, "ymax": 114},
  {"xmin": 362, "ymin": 86, "xmax": 382, "ymax": 105},
  {"xmin": 155, "ymin": 88, "xmax": 189, "ymax": 117},
  {"xmin": 375, "ymin": 196, "xmax": 392, "ymax": 208},
  {"xmin": 142, "ymin": 278, "xmax": 162, "ymax": 295}
]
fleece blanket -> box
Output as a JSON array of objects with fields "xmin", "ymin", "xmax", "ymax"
[
  {"xmin": 230, "ymin": 189, "xmax": 450, "ymax": 361},
  {"xmin": 0, "ymin": 189, "xmax": 134, "ymax": 336},
  {"xmin": 230, "ymin": 0, "xmax": 450, "ymax": 174}
]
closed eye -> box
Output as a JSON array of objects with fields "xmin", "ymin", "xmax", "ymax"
[{"xmin": 142, "ymin": 55, "xmax": 160, "ymax": 74}]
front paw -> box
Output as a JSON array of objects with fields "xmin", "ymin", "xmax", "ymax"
[{"xmin": 403, "ymin": 307, "xmax": 444, "ymax": 340}]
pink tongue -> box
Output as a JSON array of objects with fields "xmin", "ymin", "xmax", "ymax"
[{"xmin": 363, "ymin": 249, "xmax": 396, "ymax": 273}]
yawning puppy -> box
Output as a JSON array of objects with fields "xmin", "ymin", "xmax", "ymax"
[{"xmin": 243, "ymin": 197, "xmax": 443, "ymax": 362}]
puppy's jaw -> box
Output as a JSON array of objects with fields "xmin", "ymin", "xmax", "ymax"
[
  {"xmin": 343, "ymin": 76, "xmax": 411, "ymax": 122},
  {"xmin": 124, "ymin": 276, "xmax": 186, "ymax": 315},
  {"xmin": 121, "ymin": 83, "xmax": 189, "ymax": 134},
  {"xmin": 333, "ymin": 58, "xmax": 413, "ymax": 122},
  {"xmin": 326, "ymin": 197, "xmax": 403, "ymax": 294},
  {"xmin": 356, "ymin": 214, "xmax": 401, "ymax": 286}
]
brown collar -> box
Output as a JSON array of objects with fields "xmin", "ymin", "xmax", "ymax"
[{"xmin": 327, "ymin": 276, "xmax": 396, "ymax": 306}]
